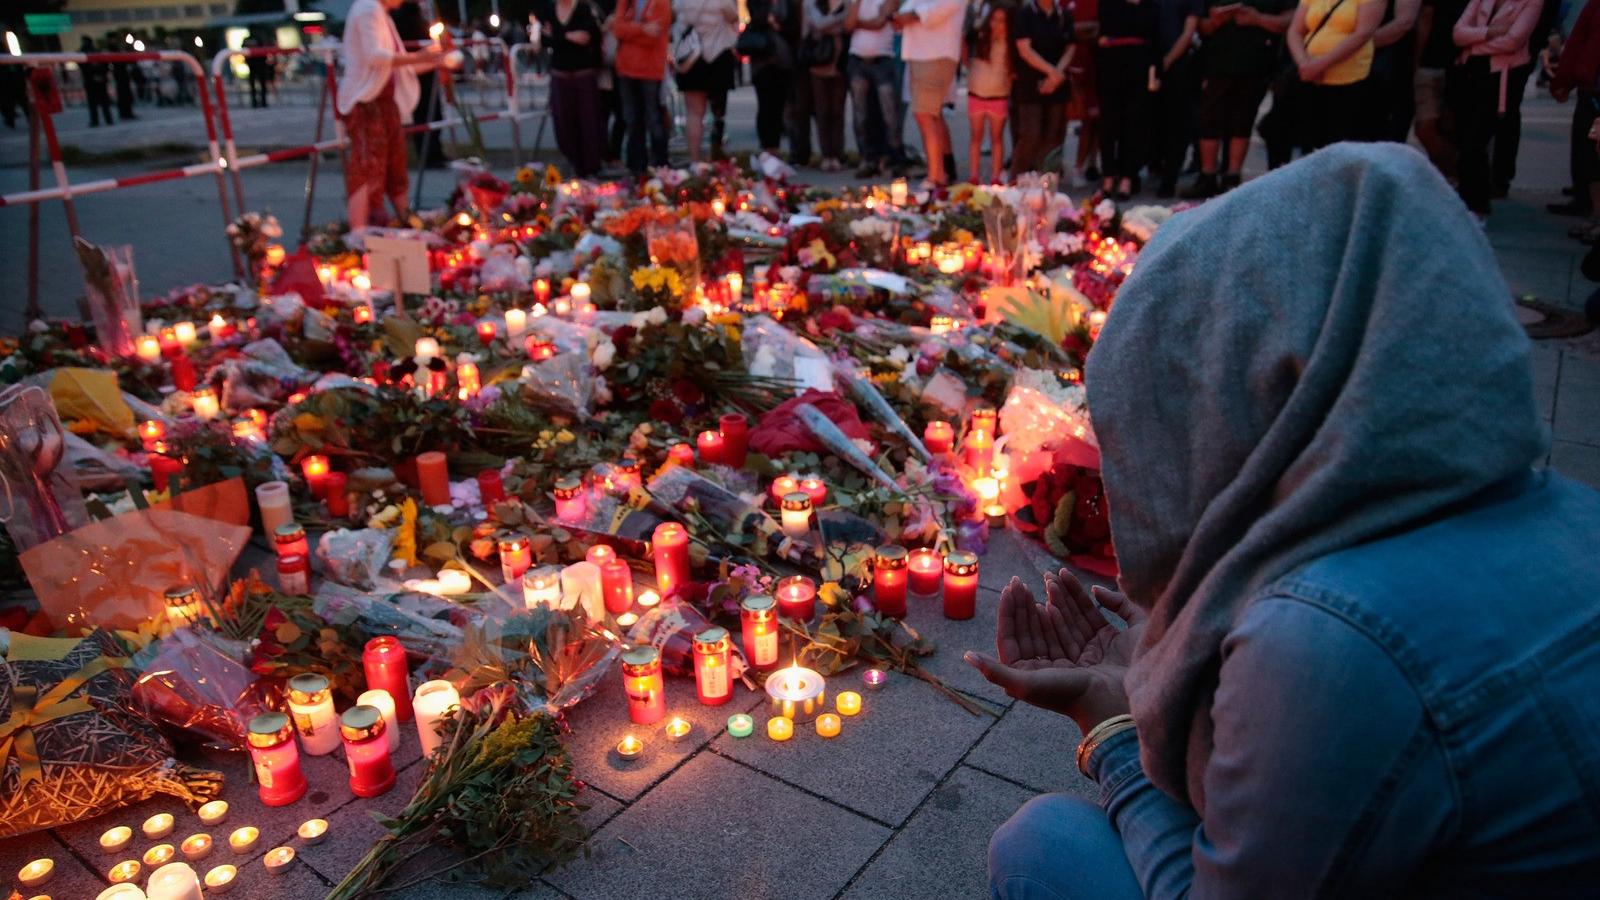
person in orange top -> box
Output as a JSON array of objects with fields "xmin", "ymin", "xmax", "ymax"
[{"xmin": 608, "ymin": 0, "xmax": 673, "ymax": 173}]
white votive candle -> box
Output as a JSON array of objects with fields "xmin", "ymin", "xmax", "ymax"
[
  {"xmin": 413, "ymin": 679, "xmax": 460, "ymax": 758},
  {"xmin": 197, "ymin": 800, "xmax": 229, "ymax": 827},
  {"xmin": 227, "ymin": 826, "xmax": 259, "ymax": 854},
  {"xmin": 147, "ymin": 861, "xmax": 203, "ymax": 900},
  {"xmin": 255, "ymin": 480, "xmax": 293, "ymax": 538},
  {"xmin": 504, "ymin": 308, "xmax": 527, "ymax": 337},
  {"xmin": 17, "ymin": 858, "xmax": 53, "ymax": 889},
  {"xmin": 297, "ymin": 818, "xmax": 329, "ymax": 845},
  {"xmin": 100, "ymin": 825, "xmax": 134, "ymax": 853},
  {"xmin": 142, "ymin": 813, "xmax": 175, "ymax": 840},
  {"xmin": 204, "ymin": 864, "xmax": 238, "ymax": 894},
  {"xmin": 263, "ymin": 846, "xmax": 295, "ymax": 876},
  {"xmin": 358, "ymin": 688, "xmax": 402, "ymax": 753}
]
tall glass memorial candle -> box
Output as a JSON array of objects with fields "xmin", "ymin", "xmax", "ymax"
[
  {"xmin": 273, "ymin": 523, "xmax": 309, "ymax": 558},
  {"xmin": 923, "ymin": 421, "xmax": 954, "ymax": 455},
  {"xmin": 357, "ymin": 689, "xmax": 401, "ymax": 753},
  {"xmin": 775, "ymin": 575, "xmax": 817, "ymax": 621},
  {"xmin": 363, "ymin": 636, "xmax": 414, "ymax": 722},
  {"xmin": 498, "ymin": 533, "xmax": 533, "ymax": 583},
  {"xmin": 612, "ymin": 457, "xmax": 643, "ymax": 493},
  {"xmin": 873, "ymin": 545, "xmax": 909, "ymax": 618},
  {"xmin": 970, "ymin": 407, "xmax": 998, "ymax": 435},
  {"xmin": 287, "ymin": 674, "xmax": 340, "ymax": 755},
  {"xmin": 246, "ymin": 713, "xmax": 307, "ymax": 807},
  {"xmin": 324, "ymin": 472, "xmax": 350, "ymax": 518},
  {"xmin": 964, "ymin": 429, "xmax": 994, "ymax": 474},
  {"xmin": 416, "ymin": 451, "xmax": 451, "ymax": 506},
  {"xmin": 718, "ymin": 413, "xmax": 749, "ymax": 468},
  {"xmin": 740, "ymin": 595, "xmax": 779, "ymax": 670},
  {"xmin": 523, "ymin": 566, "xmax": 562, "ymax": 609},
  {"xmin": 652, "ymin": 522, "xmax": 691, "ymax": 594},
  {"xmin": 553, "ymin": 476, "xmax": 586, "ymax": 521},
  {"xmin": 909, "ymin": 548, "xmax": 944, "ymax": 595},
  {"xmin": 942, "ymin": 551, "xmax": 980, "ymax": 620},
  {"xmin": 477, "ymin": 469, "xmax": 506, "ymax": 506},
  {"xmin": 164, "ymin": 585, "xmax": 203, "ymax": 628},
  {"xmin": 693, "ymin": 627, "xmax": 734, "ymax": 706},
  {"xmin": 255, "ymin": 481, "xmax": 293, "ymax": 537},
  {"xmin": 780, "ymin": 492, "xmax": 813, "ymax": 539},
  {"xmin": 341, "ymin": 705, "xmax": 396, "ymax": 797},
  {"xmin": 621, "ymin": 647, "xmax": 666, "ymax": 725},
  {"xmin": 412, "ymin": 680, "xmax": 460, "ymax": 758},
  {"xmin": 798, "ymin": 477, "xmax": 828, "ymax": 507},
  {"xmin": 600, "ymin": 558, "xmax": 634, "ymax": 615}
]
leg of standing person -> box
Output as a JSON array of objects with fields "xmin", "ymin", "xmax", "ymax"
[
  {"xmin": 989, "ymin": 104, "xmax": 1010, "ymax": 183},
  {"xmin": 754, "ymin": 65, "xmax": 788, "ymax": 151},
  {"xmin": 787, "ymin": 71, "xmax": 815, "ymax": 164},
  {"xmin": 1491, "ymin": 62, "xmax": 1533, "ymax": 197},
  {"xmin": 709, "ymin": 57, "xmax": 729, "ymax": 158},
  {"xmin": 969, "ymin": 104, "xmax": 991, "ymax": 183},
  {"xmin": 1189, "ymin": 74, "xmax": 1227, "ymax": 197},
  {"xmin": 815, "ymin": 71, "xmax": 846, "ymax": 166},
  {"xmin": 647, "ymin": 78, "xmax": 670, "ymax": 166},
  {"xmin": 1097, "ymin": 51, "xmax": 1135, "ymax": 188},
  {"xmin": 1011, "ymin": 96, "xmax": 1043, "ymax": 177},
  {"xmin": 618, "ymin": 75, "xmax": 650, "ymax": 173},
  {"xmin": 1155, "ymin": 58, "xmax": 1192, "ymax": 195},
  {"xmin": 382, "ymin": 92, "xmax": 411, "ymax": 224},
  {"xmin": 1044, "ymin": 98, "xmax": 1069, "ymax": 175},
  {"xmin": 1451, "ymin": 60, "xmax": 1495, "ymax": 215},
  {"xmin": 851, "ymin": 56, "xmax": 884, "ymax": 174},
  {"xmin": 988, "ymin": 795, "xmax": 1145, "ymax": 900},
  {"xmin": 1413, "ymin": 67, "xmax": 1455, "ymax": 176},
  {"xmin": 874, "ymin": 57, "xmax": 905, "ymax": 168},
  {"xmin": 685, "ymin": 90, "xmax": 709, "ymax": 162},
  {"xmin": 576, "ymin": 71, "xmax": 607, "ymax": 177},
  {"xmin": 552, "ymin": 74, "xmax": 582, "ymax": 174}
]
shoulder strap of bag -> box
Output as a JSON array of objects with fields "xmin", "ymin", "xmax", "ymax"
[{"xmin": 1305, "ymin": 0, "xmax": 1351, "ymax": 43}]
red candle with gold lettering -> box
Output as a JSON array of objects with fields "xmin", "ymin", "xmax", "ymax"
[
  {"xmin": 696, "ymin": 430, "xmax": 725, "ymax": 466},
  {"xmin": 553, "ymin": 476, "xmax": 586, "ymax": 521},
  {"xmin": 324, "ymin": 472, "xmax": 351, "ymax": 518},
  {"xmin": 740, "ymin": 595, "xmax": 779, "ymax": 670},
  {"xmin": 363, "ymin": 636, "xmax": 414, "ymax": 722},
  {"xmin": 416, "ymin": 451, "xmax": 450, "ymax": 506},
  {"xmin": 341, "ymin": 705, "xmax": 396, "ymax": 798},
  {"xmin": 718, "ymin": 413, "xmax": 749, "ymax": 468},
  {"xmin": 924, "ymin": 421, "xmax": 954, "ymax": 455},
  {"xmin": 600, "ymin": 558, "xmax": 634, "ymax": 614},
  {"xmin": 652, "ymin": 522, "xmax": 691, "ymax": 594},
  {"xmin": 873, "ymin": 545, "xmax": 909, "ymax": 617},
  {"xmin": 693, "ymin": 627, "xmax": 734, "ymax": 706},
  {"xmin": 621, "ymin": 647, "xmax": 666, "ymax": 724},
  {"xmin": 942, "ymin": 551, "xmax": 980, "ymax": 620},
  {"xmin": 909, "ymin": 548, "xmax": 944, "ymax": 595},
  {"xmin": 247, "ymin": 713, "xmax": 307, "ymax": 807},
  {"xmin": 798, "ymin": 477, "xmax": 828, "ymax": 507}
]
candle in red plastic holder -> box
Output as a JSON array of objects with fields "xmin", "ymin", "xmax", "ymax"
[
  {"xmin": 150, "ymin": 442, "xmax": 184, "ymax": 493},
  {"xmin": 246, "ymin": 712, "xmax": 307, "ymax": 807},
  {"xmin": 923, "ymin": 421, "xmax": 954, "ymax": 455},
  {"xmin": 416, "ymin": 451, "xmax": 450, "ymax": 506},
  {"xmin": 553, "ymin": 475, "xmax": 586, "ymax": 521},
  {"xmin": 909, "ymin": 548, "xmax": 944, "ymax": 595},
  {"xmin": 775, "ymin": 575, "xmax": 817, "ymax": 621},
  {"xmin": 140, "ymin": 420, "xmax": 166, "ymax": 452},
  {"xmin": 611, "ymin": 457, "xmax": 643, "ymax": 494},
  {"xmin": 798, "ymin": 477, "xmax": 828, "ymax": 507},
  {"xmin": 476, "ymin": 321, "xmax": 497, "ymax": 345},
  {"xmin": 456, "ymin": 361, "xmax": 481, "ymax": 400},
  {"xmin": 652, "ymin": 522, "xmax": 691, "ymax": 594},
  {"xmin": 525, "ymin": 334, "xmax": 556, "ymax": 361},
  {"xmin": 668, "ymin": 442, "xmax": 696, "ymax": 469},
  {"xmin": 353, "ymin": 304, "xmax": 374, "ymax": 325},
  {"xmin": 497, "ymin": 532, "xmax": 533, "ymax": 584},
  {"xmin": 621, "ymin": 647, "xmax": 666, "ymax": 724},
  {"xmin": 942, "ymin": 551, "xmax": 980, "ymax": 620},
  {"xmin": 273, "ymin": 523, "xmax": 310, "ymax": 559},
  {"xmin": 534, "ymin": 277, "xmax": 552, "ymax": 304},
  {"xmin": 277, "ymin": 553, "xmax": 310, "ymax": 597},
  {"xmin": 693, "ymin": 627, "xmax": 734, "ymax": 706},
  {"xmin": 586, "ymin": 544, "xmax": 617, "ymax": 568},
  {"xmin": 300, "ymin": 454, "xmax": 331, "ymax": 499},
  {"xmin": 340, "ymin": 705, "xmax": 396, "ymax": 798},
  {"xmin": 740, "ymin": 595, "xmax": 780, "ymax": 670},
  {"xmin": 873, "ymin": 545, "xmax": 909, "ymax": 617},
  {"xmin": 477, "ymin": 469, "xmax": 506, "ymax": 507},
  {"xmin": 323, "ymin": 472, "xmax": 351, "ymax": 518},
  {"xmin": 718, "ymin": 413, "xmax": 749, "ymax": 468},
  {"xmin": 696, "ymin": 430, "xmax": 725, "ymax": 466},
  {"xmin": 159, "ymin": 326, "xmax": 181, "ymax": 358},
  {"xmin": 964, "ymin": 429, "xmax": 994, "ymax": 474},
  {"xmin": 363, "ymin": 636, "xmax": 415, "ymax": 722},
  {"xmin": 171, "ymin": 354, "xmax": 198, "ymax": 392},
  {"xmin": 600, "ymin": 558, "xmax": 634, "ymax": 615},
  {"xmin": 769, "ymin": 474, "xmax": 800, "ymax": 506},
  {"xmin": 970, "ymin": 407, "xmax": 998, "ymax": 435}
]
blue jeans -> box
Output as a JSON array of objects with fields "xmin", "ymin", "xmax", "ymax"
[
  {"xmin": 848, "ymin": 55, "xmax": 901, "ymax": 166},
  {"xmin": 617, "ymin": 75, "xmax": 668, "ymax": 174},
  {"xmin": 990, "ymin": 796, "xmax": 1142, "ymax": 900}
]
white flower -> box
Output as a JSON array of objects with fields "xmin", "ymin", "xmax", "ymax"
[
  {"xmin": 591, "ymin": 340, "xmax": 616, "ymax": 370},
  {"xmin": 27, "ymin": 319, "xmax": 48, "ymax": 334},
  {"xmin": 593, "ymin": 376, "xmax": 613, "ymax": 405},
  {"xmin": 645, "ymin": 307, "xmax": 669, "ymax": 326},
  {"xmin": 1094, "ymin": 198, "xmax": 1116, "ymax": 220},
  {"xmin": 682, "ymin": 307, "xmax": 706, "ymax": 326},
  {"xmin": 888, "ymin": 345, "xmax": 910, "ymax": 366}
]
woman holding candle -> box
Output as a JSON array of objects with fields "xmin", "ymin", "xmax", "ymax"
[{"xmin": 976, "ymin": 148, "xmax": 1600, "ymax": 899}]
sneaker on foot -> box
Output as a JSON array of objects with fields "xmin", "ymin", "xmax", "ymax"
[{"xmin": 1180, "ymin": 173, "xmax": 1219, "ymax": 200}]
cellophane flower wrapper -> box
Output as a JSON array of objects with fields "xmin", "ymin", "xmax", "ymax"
[
  {"xmin": 646, "ymin": 466, "xmax": 803, "ymax": 563},
  {"xmin": 795, "ymin": 402, "xmax": 900, "ymax": 490},
  {"xmin": 999, "ymin": 368, "xmax": 1097, "ymax": 454},
  {"xmin": 316, "ymin": 528, "xmax": 396, "ymax": 591},
  {"xmin": 517, "ymin": 353, "xmax": 595, "ymax": 417},
  {"xmin": 0, "ymin": 385, "xmax": 91, "ymax": 553},
  {"xmin": 212, "ymin": 338, "xmax": 318, "ymax": 412},
  {"xmin": 742, "ymin": 315, "xmax": 833, "ymax": 393},
  {"xmin": 0, "ymin": 629, "xmax": 223, "ymax": 838},
  {"xmin": 73, "ymin": 238, "xmax": 142, "ymax": 359},
  {"xmin": 427, "ymin": 606, "xmax": 621, "ymax": 716},
  {"xmin": 830, "ymin": 358, "xmax": 931, "ymax": 461},
  {"xmin": 130, "ymin": 627, "xmax": 262, "ymax": 749},
  {"xmin": 313, "ymin": 581, "xmax": 471, "ymax": 664}
]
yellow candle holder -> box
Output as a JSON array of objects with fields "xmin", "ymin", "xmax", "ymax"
[
  {"xmin": 837, "ymin": 691, "xmax": 863, "ymax": 717},
  {"xmin": 816, "ymin": 713, "xmax": 842, "ymax": 739},
  {"xmin": 767, "ymin": 716, "xmax": 794, "ymax": 741}
]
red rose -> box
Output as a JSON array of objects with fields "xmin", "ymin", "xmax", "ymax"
[
  {"xmin": 649, "ymin": 397, "xmax": 684, "ymax": 425},
  {"xmin": 670, "ymin": 379, "xmax": 704, "ymax": 405}
]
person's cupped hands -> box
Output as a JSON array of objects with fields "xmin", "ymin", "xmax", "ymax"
[{"xmin": 964, "ymin": 569, "xmax": 1143, "ymax": 732}]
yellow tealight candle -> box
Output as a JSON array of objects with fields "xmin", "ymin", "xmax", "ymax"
[
  {"xmin": 616, "ymin": 734, "xmax": 644, "ymax": 761},
  {"xmin": 263, "ymin": 846, "xmax": 296, "ymax": 877},
  {"xmin": 99, "ymin": 825, "xmax": 134, "ymax": 853},
  {"xmin": 767, "ymin": 716, "xmax": 794, "ymax": 742},
  {"xmin": 636, "ymin": 590, "xmax": 661, "ymax": 609},
  {"xmin": 204, "ymin": 863, "xmax": 238, "ymax": 894},
  {"xmin": 664, "ymin": 717, "xmax": 692, "ymax": 742},
  {"xmin": 297, "ymin": 819, "xmax": 329, "ymax": 846},
  {"xmin": 616, "ymin": 611, "xmax": 639, "ymax": 628},
  {"xmin": 143, "ymin": 812, "xmax": 176, "ymax": 839},
  {"xmin": 17, "ymin": 858, "xmax": 53, "ymax": 889},
  {"xmin": 228, "ymin": 826, "xmax": 260, "ymax": 854},
  {"xmin": 107, "ymin": 860, "xmax": 142, "ymax": 884},
  {"xmin": 144, "ymin": 843, "xmax": 176, "ymax": 867},
  {"xmin": 181, "ymin": 833, "xmax": 214, "ymax": 861},
  {"xmin": 197, "ymin": 800, "xmax": 229, "ymax": 826},
  {"xmin": 837, "ymin": 691, "xmax": 862, "ymax": 717},
  {"xmin": 816, "ymin": 713, "xmax": 842, "ymax": 738}
]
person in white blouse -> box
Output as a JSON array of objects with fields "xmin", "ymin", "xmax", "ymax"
[
  {"xmin": 893, "ymin": 0, "xmax": 967, "ymax": 187},
  {"xmin": 672, "ymin": 0, "xmax": 740, "ymax": 161},
  {"xmin": 338, "ymin": 0, "xmax": 445, "ymax": 230}
]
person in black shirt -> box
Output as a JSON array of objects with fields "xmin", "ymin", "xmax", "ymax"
[
  {"xmin": 540, "ymin": 0, "xmax": 608, "ymax": 175},
  {"xmin": 392, "ymin": 0, "xmax": 448, "ymax": 168},
  {"xmin": 1411, "ymin": 0, "xmax": 1467, "ymax": 177},
  {"xmin": 1185, "ymin": 0, "xmax": 1293, "ymax": 197},
  {"xmin": 1150, "ymin": 0, "xmax": 1201, "ymax": 196},
  {"xmin": 113, "ymin": 55, "xmax": 138, "ymax": 121},
  {"xmin": 1013, "ymin": 0, "xmax": 1077, "ymax": 177},
  {"xmin": 1096, "ymin": 0, "xmax": 1161, "ymax": 198},
  {"xmin": 1364, "ymin": 0, "xmax": 1420, "ymax": 141},
  {"xmin": 80, "ymin": 36, "xmax": 116, "ymax": 128}
]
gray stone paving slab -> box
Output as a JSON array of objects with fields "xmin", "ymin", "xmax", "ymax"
[
  {"xmin": 296, "ymin": 759, "xmax": 427, "ymax": 884},
  {"xmin": 545, "ymin": 752, "xmax": 890, "ymax": 900},
  {"xmin": 1561, "ymin": 351, "xmax": 1600, "ymax": 384},
  {"xmin": 1553, "ymin": 380, "xmax": 1600, "ymax": 446},
  {"xmin": 965, "ymin": 702, "xmax": 1098, "ymax": 801},
  {"xmin": 1550, "ymin": 440, "xmax": 1600, "ymax": 489},
  {"xmin": 711, "ymin": 673, "xmax": 1001, "ymax": 826},
  {"xmin": 559, "ymin": 671, "xmax": 767, "ymax": 802},
  {"xmin": 224, "ymin": 853, "xmax": 335, "ymax": 899},
  {"xmin": 843, "ymin": 765, "xmax": 1036, "ymax": 900},
  {"xmin": 0, "ymin": 828, "xmax": 106, "ymax": 899},
  {"xmin": 976, "ymin": 530, "xmax": 1059, "ymax": 592},
  {"xmin": 903, "ymin": 585, "xmax": 1015, "ymax": 707}
]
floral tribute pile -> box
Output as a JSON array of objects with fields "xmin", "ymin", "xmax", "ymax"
[{"xmin": 0, "ymin": 160, "xmax": 1177, "ymax": 896}]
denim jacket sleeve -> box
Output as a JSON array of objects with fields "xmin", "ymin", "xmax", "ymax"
[{"xmin": 1088, "ymin": 596, "xmax": 1455, "ymax": 899}]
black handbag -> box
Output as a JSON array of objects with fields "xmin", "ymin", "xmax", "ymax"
[{"xmin": 799, "ymin": 33, "xmax": 840, "ymax": 69}]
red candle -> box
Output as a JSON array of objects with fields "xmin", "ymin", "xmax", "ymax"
[
  {"xmin": 341, "ymin": 705, "xmax": 396, "ymax": 797},
  {"xmin": 525, "ymin": 335, "xmax": 556, "ymax": 361},
  {"xmin": 498, "ymin": 533, "xmax": 533, "ymax": 584},
  {"xmin": 600, "ymin": 558, "xmax": 634, "ymax": 615},
  {"xmin": 586, "ymin": 545, "xmax": 617, "ymax": 568},
  {"xmin": 246, "ymin": 713, "xmax": 307, "ymax": 807},
  {"xmin": 353, "ymin": 304, "xmax": 374, "ymax": 325},
  {"xmin": 621, "ymin": 647, "xmax": 666, "ymax": 725},
  {"xmin": 942, "ymin": 551, "xmax": 980, "ymax": 620},
  {"xmin": 769, "ymin": 474, "xmax": 800, "ymax": 507},
  {"xmin": 668, "ymin": 442, "xmax": 696, "ymax": 469},
  {"xmin": 873, "ymin": 545, "xmax": 909, "ymax": 618},
  {"xmin": 653, "ymin": 522, "xmax": 692, "ymax": 595},
  {"xmin": 140, "ymin": 420, "xmax": 166, "ymax": 452},
  {"xmin": 301, "ymin": 455, "xmax": 331, "ymax": 499},
  {"xmin": 924, "ymin": 421, "xmax": 954, "ymax": 455},
  {"xmin": 696, "ymin": 430, "xmax": 725, "ymax": 467},
  {"xmin": 718, "ymin": 413, "xmax": 749, "ymax": 468},
  {"xmin": 964, "ymin": 430, "xmax": 994, "ymax": 474},
  {"xmin": 970, "ymin": 407, "xmax": 998, "ymax": 435},
  {"xmin": 798, "ymin": 477, "xmax": 828, "ymax": 507},
  {"xmin": 775, "ymin": 575, "xmax": 817, "ymax": 621},
  {"xmin": 324, "ymin": 472, "xmax": 350, "ymax": 518},
  {"xmin": 363, "ymin": 636, "xmax": 414, "ymax": 722},
  {"xmin": 693, "ymin": 627, "xmax": 733, "ymax": 706},
  {"xmin": 456, "ymin": 362, "xmax": 481, "ymax": 400},
  {"xmin": 553, "ymin": 476, "xmax": 587, "ymax": 521},
  {"xmin": 150, "ymin": 442, "xmax": 184, "ymax": 493},
  {"xmin": 909, "ymin": 548, "xmax": 944, "ymax": 595},
  {"xmin": 612, "ymin": 457, "xmax": 643, "ymax": 494},
  {"xmin": 534, "ymin": 277, "xmax": 552, "ymax": 303},
  {"xmin": 476, "ymin": 321, "xmax": 497, "ymax": 345},
  {"xmin": 416, "ymin": 451, "xmax": 450, "ymax": 506},
  {"xmin": 171, "ymin": 354, "xmax": 197, "ymax": 392},
  {"xmin": 273, "ymin": 523, "xmax": 310, "ymax": 559},
  {"xmin": 740, "ymin": 595, "xmax": 779, "ymax": 670},
  {"xmin": 477, "ymin": 469, "xmax": 506, "ymax": 507}
]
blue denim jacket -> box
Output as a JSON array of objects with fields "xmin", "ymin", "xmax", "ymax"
[{"xmin": 1087, "ymin": 470, "xmax": 1600, "ymax": 898}]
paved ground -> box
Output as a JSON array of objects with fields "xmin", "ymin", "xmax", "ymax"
[{"xmin": 2, "ymin": 77, "xmax": 1598, "ymax": 900}]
